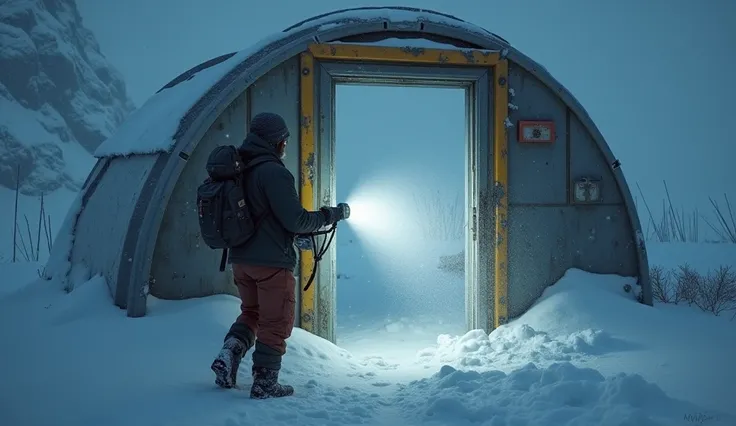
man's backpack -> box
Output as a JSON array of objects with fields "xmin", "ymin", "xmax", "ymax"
[{"xmin": 196, "ymin": 145, "xmax": 269, "ymax": 271}]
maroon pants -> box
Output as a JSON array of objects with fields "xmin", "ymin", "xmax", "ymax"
[{"xmin": 232, "ymin": 264, "xmax": 296, "ymax": 354}]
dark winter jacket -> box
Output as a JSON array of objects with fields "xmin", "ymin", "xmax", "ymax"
[{"xmin": 227, "ymin": 132, "xmax": 327, "ymax": 271}]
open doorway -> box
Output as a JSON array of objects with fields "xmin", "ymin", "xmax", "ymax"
[
  {"xmin": 334, "ymin": 84, "xmax": 468, "ymax": 360},
  {"xmin": 299, "ymin": 46, "xmax": 503, "ymax": 345}
]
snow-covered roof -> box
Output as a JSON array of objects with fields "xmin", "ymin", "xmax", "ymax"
[
  {"xmin": 283, "ymin": 6, "xmax": 510, "ymax": 44},
  {"xmin": 92, "ymin": 49, "xmax": 249, "ymax": 157},
  {"xmin": 93, "ymin": 7, "xmax": 514, "ymax": 158}
]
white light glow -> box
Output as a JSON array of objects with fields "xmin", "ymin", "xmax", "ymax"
[
  {"xmin": 341, "ymin": 171, "xmax": 436, "ymax": 296},
  {"xmin": 345, "ymin": 190, "xmax": 399, "ymax": 236},
  {"xmin": 346, "ymin": 177, "xmax": 421, "ymax": 242}
]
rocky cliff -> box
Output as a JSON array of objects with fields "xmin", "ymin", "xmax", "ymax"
[{"xmin": 0, "ymin": 0, "xmax": 134, "ymax": 195}]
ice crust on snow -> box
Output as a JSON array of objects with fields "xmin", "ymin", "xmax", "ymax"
[
  {"xmin": 395, "ymin": 362, "xmax": 707, "ymax": 426},
  {"xmin": 417, "ymin": 325, "xmax": 620, "ymax": 369},
  {"xmin": 93, "ymin": 7, "xmax": 509, "ymax": 159}
]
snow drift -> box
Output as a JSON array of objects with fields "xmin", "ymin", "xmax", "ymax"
[{"xmin": 0, "ymin": 256, "xmax": 733, "ymax": 426}]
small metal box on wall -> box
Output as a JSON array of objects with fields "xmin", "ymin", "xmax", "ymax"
[{"xmin": 572, "ymin": 176, "xmax": 603, "ymax": 204}]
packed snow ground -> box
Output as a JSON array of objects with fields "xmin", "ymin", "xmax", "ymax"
[{"xmin": 0, "ymin": 242, "xmax": 734, "ymax": 426}]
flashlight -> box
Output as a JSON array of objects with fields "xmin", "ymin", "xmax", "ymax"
[{"xmin": 338, "ymin": 202, "xmax": 351, "ymax": 220}]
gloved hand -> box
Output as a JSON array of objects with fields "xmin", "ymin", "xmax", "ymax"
[{"xmin": 320, "ymin": 205, "xmax": 347, "ymax": 225}]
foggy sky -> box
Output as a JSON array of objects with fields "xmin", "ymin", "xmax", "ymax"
[{"xmin": 76, "ymin": 0, "xmax": 735, "ymax": 216}]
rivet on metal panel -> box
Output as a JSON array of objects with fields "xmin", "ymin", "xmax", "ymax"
[
  {"xmin": 400, "ymin": 46, "xmax": 425, "ymax": 57},
  {"xmin": 302, "ymin": 312, "xmax": 312, "ymax": 324},
  {"xmin": 492, "ymin": 181, "xmax": 506, "ymax": 207},
  {"xmin": 498, "ymin": 76, "xmax": 507, "ymax": 86},
  {"xmin": 462, "ymin": 50, "xmax": 476, "ymax": 64},
  {"xmin": 302, "ymin": 67, "xmax": 310, "ymax": 76}
]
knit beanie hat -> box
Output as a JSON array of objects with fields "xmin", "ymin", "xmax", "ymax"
[{"xmin": 250, "ymin": 112, "xmax": 290, "ymax": 145}]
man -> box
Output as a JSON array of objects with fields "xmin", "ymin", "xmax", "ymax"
[{"xmin": 210, "ymin": 112, "xmax": 346, "ymax": 399}]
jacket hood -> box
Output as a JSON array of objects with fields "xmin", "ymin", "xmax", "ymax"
[{"xmin": 238, "ymin": 132, "xmax": 282, "ymax": 162}]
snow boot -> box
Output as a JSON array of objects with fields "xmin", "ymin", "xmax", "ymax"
[
  {"xmin": 211, "ymin": 336, "xmax": 247, "ymax": 388},
  {"xmin": 249, "ymin": 366, "xmax": 294, "ymax": 399}
]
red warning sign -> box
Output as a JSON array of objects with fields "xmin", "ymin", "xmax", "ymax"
[{"xmin": 518, "ymin": 120, "xmax": 555, "ymax": 143}]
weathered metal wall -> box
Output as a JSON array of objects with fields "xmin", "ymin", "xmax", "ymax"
[
  {"xmin": 249, "ymin": 56, "xmax": 301, "ymax": 174},
  {"xmin": 247, "ymin": 56, "xmax": 304, "ymax": 323},
  {"xmin": 149, "ymin": 58, "xmax": 303, "ymax": 302},
  {"xmin": 149, "ymin": 91, "xmax": 247, "ymax": 299},
  {"xmin": 70, "ymin": 155, "xmax": 158, "ymax": 305},
  {"xmin": 506, "ymin": 64, "xmax": 637, "ymax": 318}
]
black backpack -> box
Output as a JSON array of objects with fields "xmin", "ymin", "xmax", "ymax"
[{"xmin": 196, "ymin": 145, "xmax": 270, "ymax": 271}]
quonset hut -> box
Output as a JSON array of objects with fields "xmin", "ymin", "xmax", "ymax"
[{"xmin": 44, "ymin": 7, "xmax": 651, "ymax": 344}]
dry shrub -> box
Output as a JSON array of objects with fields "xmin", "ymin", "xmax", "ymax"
[
  {"xmin": 695, "ymin": 266, "xmax": 736, "ymax": 316},
  {"xmin": 651, "ymin": 264, "xmax": 736, "ymax": 317},
  {"xmin": 650, "ymin": 265, "xmax": 673, "ymax": 304},
  {"xmin": 673, "ymin": 264, "xmax": 700, "ymax": 306},
  {"xmin": 411, "ymin": 190, "xmax": 464, "ymax": 241}
]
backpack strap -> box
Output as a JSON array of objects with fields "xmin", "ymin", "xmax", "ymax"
[
  {"xmin": 218, "ymin": 156, "xmax": 277, "ymax": 272},
  {"xmin": 242, "ymin": 155, "xmax": 278, "ymax": 171},
  {"xmin": 240, "ymin": 156, "xmax": 276, "ymax": 226},
  {"xmin": 219, "ymin": 249, "xmax": 229, "ymax": 272}
]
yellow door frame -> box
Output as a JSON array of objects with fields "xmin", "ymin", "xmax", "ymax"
[{"xmin": 298, "ymin": 43, "xmax": 509, "ymax": 333}]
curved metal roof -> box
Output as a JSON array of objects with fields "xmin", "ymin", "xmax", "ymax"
[{"xmin": 85, "ymin": 6, "xmax": 649, "ymax": 316}]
